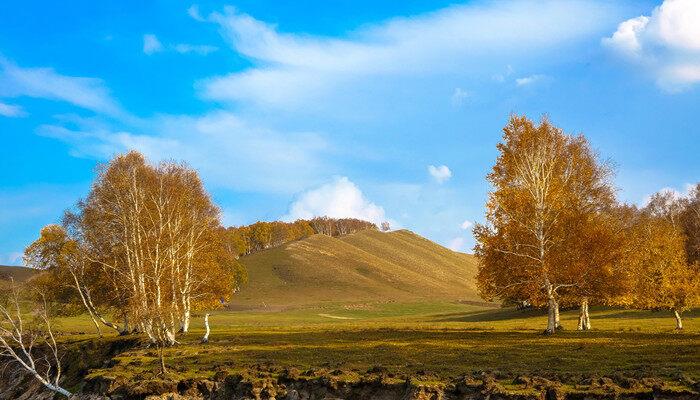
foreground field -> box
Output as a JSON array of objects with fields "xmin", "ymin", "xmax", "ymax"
[{"xmin": 32, "ymin": 302, "xmax": 699, "ymax": 399}]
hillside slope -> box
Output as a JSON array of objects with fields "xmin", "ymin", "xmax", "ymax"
[
  {"xmin": 0, "ymin": 265, "xmax": 36, "ymax": 282},
  {"xmin": 233, "ymin": 229, "xmax": 480, "ymax": 308}
]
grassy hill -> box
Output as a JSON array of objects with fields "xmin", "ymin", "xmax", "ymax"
[
  {"xmin": 233, "ymin": 229, "xmax": 481, "ymax": 308},
  {"xmin": 0, "ymin": 264, "xmax": 36, "ymax": 283}
]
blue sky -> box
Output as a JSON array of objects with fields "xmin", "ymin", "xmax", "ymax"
[{"xmin": 1, "ymin": 0, "xmax": 699, "ymax": 264}]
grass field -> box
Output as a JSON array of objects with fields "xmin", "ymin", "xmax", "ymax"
[
  {"xmin": 3, "ymin": 236, "xmax": 699, "ymax": 398},
  {"xmin": 50, "ymin": 301, "xmax": 699, "ymax": 396}
]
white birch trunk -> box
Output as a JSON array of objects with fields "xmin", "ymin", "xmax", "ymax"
[
  {"xmin": 201, "ymin": 313, "xmax": 210, "ymax": 343},
  {"xmin": 674, "ymin": 309, "xmax": 683, "ymax": 330},
  {"xmin": 545, "ymin": 296, "xmax": 557, "ymax": 334},
  {"xmin": 577, "ymin": 298, "xmax": 591, "ymax": 331},
  {"xmin": 553, "ymin": 300, "xmax": 561, "ymax": 330}
]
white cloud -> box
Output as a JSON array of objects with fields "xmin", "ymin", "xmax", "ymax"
[
  {"xmin": 144, "ymin": 33, "xmax": 217, "ymax": 56},
  {"xmin": 450, "ymin": 88, "xmax": 471, "ymax": 106},
  {"xmin": 40, "ymin": 110, "xmax": 329, "ymax": 193},
  {"xmin": 143, "ymin": 34, "xmax": 164, "ymax": 55},
  {"xmin": 174, "ymin": 44, "xmax": 218, "ymax": 55},
  {"xmin": 0, "ymin": 101, "xmax": 25, "ymax": 117},
  {"xmin": 283, "ymin": 177, "xmax": 387, "ymax": 225},
  {"xmin": 187, "ymin": 5, "xmax": 205, "ymax": 22},
  {"xmin": 447, "ymin": 237, "xmax": 466, "ymax": 252},
  {"xmin": 0, "ymin": 58, "xmax": 123, "ymax": 117},
  {"xmin": 201, "ymin": 1, "xmax": 622, "ymax": 109},
  {"xmin": 460, "ymin": 220, "xmax": 473, "ymax": 230},
  {"xmin": 642, "ymin": 183, "xmax": 695, "ymax": 206},
  {"xmin": 428, "ymin": 165, "xmax": 452, "ymax": 183},
  {"xmin": 603, "ymin": 0, "xmax": 700, "ymax": 90},
  {"xmin": 515, "ymin": 74, "xmax": 546, "ymax": 86}
]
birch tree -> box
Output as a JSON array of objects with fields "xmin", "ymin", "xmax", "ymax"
[
  {"xmin": 0, "ymin": 282, "xmax": 71, "ymax": 397},
  {"xmin": 25, "ymin": 151, "xmax": 245, "ymax": 358},
  {"xmin": 474, "ymin": 115, "xmax": 615, "ymax": 334},
  {"xmin": 620, "ymin": 189, "xmax": 700, "ymax": 330},
  {"xmin": 558, "ymin": 210, "xmax": 629, "ymax": 330}
]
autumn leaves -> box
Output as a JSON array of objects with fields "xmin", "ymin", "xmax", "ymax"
[
  {"xmin": 474, "ymin": 115, "xmax": 699, "ymax": 333},
  {"xmin": 24, "ymin": 152, "xmax": 246, "ymax": 372}
]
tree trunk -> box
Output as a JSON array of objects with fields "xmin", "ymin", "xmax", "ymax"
[
  {"xmin": 122, "ymin": 313, "xmax": 130, "ymax": 335},
  {"xmin": 577, "ymin": 298, "xmax": 590, "ymax": 331},
  {"xmin": 554, "ymin": 300, "xmax": 562, "ymax": 330},
  {"xmin": 180, "ymin": 308, "xmax": 191, "ymax": 333},
  {"xmin": 164, "ymin": 327, "xmax": 177, "ymax": 346},
  {"xmin": 159, "ymin": 345, "xmax": 167, "ymax": 375},
  {"xmin": 674, "ymin": 309, "xmax": 683, "ymax": 330},
  {"xmin": 545, "ymin": 297, "xmax": 557, "ymax": 335},
  {"xmin": 201, "ymin": 313, "xmax": 210, "ymax": 343}
]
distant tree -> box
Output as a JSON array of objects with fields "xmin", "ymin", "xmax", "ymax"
[
  {"xmin": 474, "ymin": 115, "xmax": 615, "ymax": 334},
  {"xmin": 380, "ymin": 222, "xmax": 391, "ymax": 232},
  {"xmin": 221, "ymin": 227, "xmax": 248, "ymax": 259},
  {"xmin": 310, "ymin": 217, "xmax": 334, "ymax": 236},
  {"xmin": 250, "ymin": 222, "xmax": 273, "ymax": 251},
  {"xmin": 220, "ymin": 217, "xmax": 376, "ymax": 258},
  {"xmin": 622, "ymin": 207, "xmax": 698, "ymax": 329}
]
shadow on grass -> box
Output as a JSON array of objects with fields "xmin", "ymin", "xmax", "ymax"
[
  {"xmin": 428, "ymin": 307, "xmax": 546, "ymax": 323},
  {"xmin": 591, "ymin": 308, "xmax": 700, "ymax": 320}
]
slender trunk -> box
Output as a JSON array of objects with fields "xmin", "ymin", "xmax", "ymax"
[
  {"xmin": 545, "ymin": 297, "xmax": 557, "ymax": 334},
  {"xmin": 577, "ymin": 298, "xmax": 590, "ymax": 331},
  {"xmin": 69, "ymin": 269, "xmax": 102, "ymax": 336},
  {"xmin": 674, "ymin": 309, "xmax": 683, "ymax": 330},
  {"xmin": 45, "ymin": 383, "xmax": 71, "ymax": 398},
  {"xmin": 554, "ymin": 300, "xmax": 562, "ymax": 330},
  {"xmin": 201, "ymin": 313, "xmax": 210, "ymax": 343},
  {"xmin": 180, "ymin": 307, "xmax": 190, "ymax": 333},
  {"xmin": 164, "ymin": 326, "xmax": 177, "ymax": 346},
  {"xmin": 159, "ymin": 345, "xmax": 167, "ymax": 375}
]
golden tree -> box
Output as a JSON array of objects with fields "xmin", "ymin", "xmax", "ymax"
[
  {"xmin": 474, "ymin": 115, "xmax": 615, "ymax": 334},
  {"xmin": 25, "ymin": 151, "xmax": 245, "ymax": 369},
  {"xmin": 556, "ymin": 209, "xmax": 629, "ymax": 330},
  {"xmin": 622, "ymin": 193, "xmax": 700, "ymax": 329}
]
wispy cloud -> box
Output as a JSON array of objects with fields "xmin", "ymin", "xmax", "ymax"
[
  {"xmin": 200, "ymin": 1, "xmax": 623, "ymax": 109},
  {"xmin": 0, "ymin": 101, "xmax": 26, "ymax": 117},
  {"xmin": 603, "ymin": 0, "xmax": 700, "ymax": 91},
  {"xmin": 143, "ymin": 34, "xmax": 164, "ymax": 55},
  {"xmin": 187, "ymin": 5, "xmax": 206, "ymax": 22},
  {"xmin": 460, "ymin": 220, "xmax": 473, "ymax": 230},
  {"xmin": 0, "ymin": 58, "xmax": 124, "ymax": 117},
  {"xmin": 173, "ymin": 43, "xmax": 218, "ymax": 55},
  {"xmin": 40, "ymin": 110, "xmax": 331, "ymax": 193},
  {"xmin": 144, "ymin": 33, "xmax": 218, "ymax": 56},
  {"xmin": 451, "ymin": 88, "xmax": 471, "ymax": 106},
  {"xmin": 515, "ymin": 74, "xmax": 546, "ymax": 86}
]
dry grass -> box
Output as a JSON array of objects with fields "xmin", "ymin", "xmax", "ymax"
[
  {"xmin": 235, "ymin": 230, "xmax": 480, "ymax": 308},
  {"xmin": 58, "ymin": 301, "xmax": 700, "ymax": 389}
]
